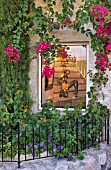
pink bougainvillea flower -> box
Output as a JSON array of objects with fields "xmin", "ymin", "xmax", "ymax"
[
  {"xmin": 108, "ymin": 62, "xmax": 111, "ymax": 67},
  {"xmin": 94, "ymin": 60, "xmax": 101, "ymax": 65},
  {"xmin": 97, "ymin": 26, "xmax": 103, "ymax": 36},
  {"xmin": 4, "ymin": 44, "xmax": 20, "ymax": 64},
  {"xmin": 73, "ymin": 20, "xmax": 78, "ymax": 25},
  {"xmin": 106, "ymin": 43, "xmax": 111, "ymax": 51},
  {"xmin": 53, "ymin": 23, "xmax": 58, "ymax": 27},
  {"xmin": 108, "ymin": 62, "xmax": 111, "ymax": 70},
  {"xmin": 90, "ymin": 5, "xmax": 111, "ymax": 39},
  {"xmin": 94, "ymin": 52, "xmax": 109, "ymax": 71},
  {"xmin": 42, "ymin": 59, "xmax": 50, "ymax": 65},
  {"xmin": 57, "ymin": 47, "xmax": 67, "ymax": 59},
  {"xmin": 61, "ymin": 18, "xmax": 71, "ymax": 28},
  {"xmin": 100, "ymin": 65, "xmax": 107, "ymax": 71},
  {"xmin": 91, "ymin": 6, "xmax": 108, "ymax": 15},
  {"xmin": 42, "ymin": 65, "xmax": 55, "ymax": 78},
  {"xmin": 36, "ymin": 42, "xmax": 52, "ymax": 54}
]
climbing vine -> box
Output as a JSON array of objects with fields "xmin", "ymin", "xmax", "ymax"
[
  {"xmin": 0, "ymin": 0, "xmax": 111, "ymax": 161},
  {"xmin": 0, "ymin": 0, "xmax": 32, "ymax": 110},
  {"xmin": 26, "ymin": 0, "xmax": 111, "ymax": 116}
]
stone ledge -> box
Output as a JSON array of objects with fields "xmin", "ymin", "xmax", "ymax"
[{"xmin": 0, "ymin": 142, "xmax": 111, "ymax": 170}]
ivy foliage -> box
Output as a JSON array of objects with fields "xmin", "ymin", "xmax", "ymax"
[
  {"xmin": 74, "ymin": 0, "xmax": 111, "ymax": 116},
  {"xmin": 0, "ymin": 0, "xmax": 110, "ymax": 114},
  {"xmin": 30, "ymin": 0, "xmax": 111, "ymax": 115},
  {"xmin": 0, "ymin": 0, "xmax": 32, "ymax": 110},
  {"xmin": 0, "ymin": 0, "xmax": 111, "ymax": 162}
]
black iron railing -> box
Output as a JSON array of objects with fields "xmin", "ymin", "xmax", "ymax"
[{"xmin": 0, "ymin": 116, "xmax": 110, "ymax": 168}]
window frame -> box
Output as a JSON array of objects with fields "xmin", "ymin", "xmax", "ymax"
[{"xmin": 38, "ymin": 42, "xmax": 90, "ymax": 112}]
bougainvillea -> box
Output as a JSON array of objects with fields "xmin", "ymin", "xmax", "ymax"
[
  {"xmin": 61, "ymin": 18, "xmax": 78, "ymax": 29},
  {"xmin": 36, "ymin": 41, "xmax": 52, "ymax": 54},
  {"xmin": 90, "ymin": 5, "xmax": 111, "ymax": 72},
  {"xmin": 94, "ymin": 53, "xmax": 108, "ymax": 71},
  {"xmin": 4, "ymin": 44, "xmax": 20, "ymax": 64},
  {"xmin": 90, "ymin": 5, "xmax": 108, "ymax": 22},
  {"xmin": 42, "ymin": 65, "xmax": 55, "ymax": 78},
  {"xmin": 57, "ymin": 47, "xmax": 67, "ymax": 59},
  {"xmin": 106, "ymin": 43, "xmax": 111, "ymax": 52},
  {"xmin": 96, "ymin": 24, "xmax": 111, "ymax": 40}
]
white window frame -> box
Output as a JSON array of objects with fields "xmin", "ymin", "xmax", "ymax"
[{"xmin": 38, "ymin": 42, "xmax": 89, "ymax": 112}]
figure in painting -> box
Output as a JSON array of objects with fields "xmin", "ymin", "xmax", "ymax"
[{"xmin": 57, "ymin": 70, "xmax": 78, "ymax": 98}]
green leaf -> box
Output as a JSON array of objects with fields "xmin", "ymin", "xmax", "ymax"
[
  {"xmin": 69, "ymin": 3, "xmax": 74, "ymax": 10},
  {"xmin": 68, "ymin": 10, "xmax": 73, "ymax": 16},
  {"xmin": 79, "ymin": 5, "xmax": 83, "ymax": 8}
]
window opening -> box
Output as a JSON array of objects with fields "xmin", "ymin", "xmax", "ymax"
[{"xmin": 39, "ymin": 43, "xmax": 89, "ymax": 110}]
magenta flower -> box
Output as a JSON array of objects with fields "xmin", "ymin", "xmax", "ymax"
[
  {"xmin": 42, "ymin": 65, "xmax": 55, "ymax": 78},
  {"xmin": 57, "ymin": 48, "xmax": 67, "ymax": 59},
  {"xmin": 106, "ymin": 43, "xmax": 111, "ymax": 51},
  {"xmin": 94, "ymin": 60, "xmax": 101, "ymax": 65},
  {"xmin": 36, "ymin": 42, "xmax": 52, "ymax": 54},
  {"xmin": 53, "ymin": 23, "xmax": 58, "ymax": 27},
  {"xmin": 108, "ymin": 62, "xmax": 111, "ymax": 67},
  {"xmin": 4, "ymin": 44, "xmax": 20, "ymax": 64}
]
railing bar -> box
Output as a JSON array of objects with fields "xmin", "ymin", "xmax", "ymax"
[
  {"xmin": 76, "ymin": 118, "xmax": 78, "ymax": 154},
  {"xmin": 105, "ymin": 119, "xmax": 106, "ymax": 141},
  {"xmin": 46, "ymin": 124, "xmax": 48, "ymax": 157},
  {"xmin": 92, "ymin": 115, "xmax": 94, "ymax": 146},
  {"xmin": 39, "ymin": 125, "xmax": 40, "ymax": 158},
  {"xmin": 25, "ymin": 128, "xmax": 26, "ymax": 161},
  {"xmin": 81, "ymin": 119, "xmax": 82, "ymax": 150},
  {"xmin": 107, "ymin": 117, "xmax": 109, "ymax": 145},
  {"xmin": 2, "ymin": 128, "xmax": 4, "ymax": 162},
  {"xmin": 65, "ymin": 120, "xmax": 66, "ymax": 149},
  {"xmin": 71, "ymin": 122, "xmax": 74, "ymax": 154},
  {"xmin": 32, "ymin": 126, "xmax": 35, "ymax": 160},
  {"xmin": 98, "ymin": 121, "xmax": 100, "ymax": 146},
  {"xmin": 17, "ymin": 122, "xmax": 20, "ymax": 168},
  {"xmin": 11, "ymin": 128, "xmax": 12, "ymax": 161},
  {"xmin": 84, "ymin": 118, "xmax": 86, "ymax": 149},
  {"xmin": 94, "ymin": 119, "xmax": 96, "ymax": 144},
  {"xmin": 52, "ymin": 123, "xmax": 54, "ymax": 156},
  {"xmin": 101, "ymin": 118, "xmax": 103, "ymax": 142},
  {"xmin": 88, "ymin": 118, "xmax": 90, "ymax": 149},
  {"xmin": 99, "ymin": 121, "xmax": 101, "ymax": 144},
  {"xmin": 59, "ymin": 123, "xmax": 62, "ymax": 154}
]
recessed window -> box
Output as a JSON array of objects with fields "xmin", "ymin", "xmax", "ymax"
[{"xmin": 39, "ymin": 43, "xmax": 89, "ymax": 110}]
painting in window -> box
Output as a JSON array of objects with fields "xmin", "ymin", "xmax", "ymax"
[{"xmin": 41, "ymin": 44, "xmax": 87, "ymax": 109}]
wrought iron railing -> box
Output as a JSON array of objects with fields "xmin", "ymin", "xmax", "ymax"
[{"xmin": 0, "ymin": 115, "xmax": 110, "ymax": 168}]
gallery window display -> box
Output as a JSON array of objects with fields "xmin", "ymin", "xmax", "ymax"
[{"xmin": 39, "ymin": 43, "xmax": 89, "ymax": 110}]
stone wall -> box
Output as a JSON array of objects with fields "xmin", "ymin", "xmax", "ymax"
[{"xmin": 0, "ymin": 142, "xmax": 111, "ymax": 170}]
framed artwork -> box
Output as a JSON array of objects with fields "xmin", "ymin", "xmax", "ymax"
[{"xmin": 39, "ymin": 43, "xmax": 89, "ymax": 110}]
